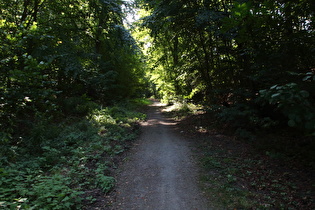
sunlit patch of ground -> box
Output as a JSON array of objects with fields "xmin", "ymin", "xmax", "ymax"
[
  {"xmin": 151, "ymin": 102, "xmax": 167, "ymax": 107},
  {"xmin": 141, "ymin": 118, "xmax": 177, "ymax": 126},
  {"xmin": 161, "ymin": 102, "xmax": 202, "ymax": 113}
]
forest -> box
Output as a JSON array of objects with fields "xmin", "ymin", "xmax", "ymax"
[
  {"xmin": 139, "ymin": 0, "xmax": 315, "ymax": 134},
  {"xmin": 1, "ymin": 0, "xmax": 314, "ymax": 209}
]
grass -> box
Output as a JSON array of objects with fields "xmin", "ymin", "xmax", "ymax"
[{"xmin": 0, "ymin": 99, "xmax": 148, "ymax": 209}]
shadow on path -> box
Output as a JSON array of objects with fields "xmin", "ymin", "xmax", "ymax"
[{"xmin": 109, "ymin": 102, "xmax": 209, "ymax": 210}]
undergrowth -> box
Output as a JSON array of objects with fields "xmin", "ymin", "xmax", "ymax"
[
  {"xmin": 0, "ymin": 99, "xmax": 148, "ymax": 209},
  {"xmin": 199, "ymin": 138, "xmax": 314, "ymax": 209},
  {"xmin": 162, "ymin": 101, "xmax": 201, "ymax": 119},
  {"xmin": 163, "ymin": 100, "xmax": 314, "ymax": 209}
]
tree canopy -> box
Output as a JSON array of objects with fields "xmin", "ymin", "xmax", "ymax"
[
  {"xmin": 136, "ymin": 0, "xmax": 315, "ymax": 135},
  {"xmin": 0, "ymin": 0, "xmax": 147, "ymax": 137},
  {"xmin": 1, "ymin": 1, "xmax": 149, "ymax": 208}
]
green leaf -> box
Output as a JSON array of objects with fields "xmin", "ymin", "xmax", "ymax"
[
  {"xmin": 288, "ymin": 120, "xmax": 296, "ymax": 127},
  {"xmin": 271, "ymin": 93, "xmax": 280, "ymax": 98},
  {"xmin": 270, "ymin": 85, "xmax": 278, "ymax": 89},
  {"xmin": 299, "ymin": 90, "xmax": 309, "ymax": 98},
  {"xmin": 62, "ymin": 196, "xmax": 70, "ymax": 202},
  {"xmin": 303, "ymin": 75, "xmax": 312, "ymax": 81}
]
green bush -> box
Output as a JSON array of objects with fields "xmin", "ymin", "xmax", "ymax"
[
  {"xmin": 95, "ymin": 164, "xmax": 115, "ymax": 193},
  {"xmin": 29, "ymin": 174, "xmax": 83, "ymax": 209},
  {"xmin": 0, "ymin": 167, "xmax": 82, "ymax": 209},
  {"xmin": 60, "ymin": 96, "xmax": 99, "ymax": 116},
  {"xmin": 260, "ymin": 83, "xmax": 315, "ymax": 135},
  {"xmin": 212, "ymin": 103, "xmax": 277, "ymax": 131},
  {"xmin": 0, "ymin": 100, "xmax": 146, "ymax": 208}
]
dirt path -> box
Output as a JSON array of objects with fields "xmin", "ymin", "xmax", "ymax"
[{"xmin": 109, "ymin": 102, "xmax": 209, "ymax": 209}]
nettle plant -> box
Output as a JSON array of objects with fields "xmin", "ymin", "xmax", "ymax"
[{"xmin": 260, "ymin": 83, "xmax": 315, "ymax": 135}]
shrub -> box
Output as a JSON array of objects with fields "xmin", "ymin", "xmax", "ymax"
[
  {"xmin": 0, "ymin": 167, "xmax": 82, "ymax": 209},
  {"xmin": 260, "ymin": 83, "xmax": 315, "ymax": 135},
  {"xmin": 0, "ymin": 100, "xmax": 146, "ymax": 208},
  {"xmin": 212, "ymin": 103, "xmax": 277, "ymax": 131}
]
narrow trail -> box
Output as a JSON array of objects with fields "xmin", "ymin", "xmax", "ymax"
[{"xmin": 110, "ymin": 102, "xmax": 209, "ymax": 209}]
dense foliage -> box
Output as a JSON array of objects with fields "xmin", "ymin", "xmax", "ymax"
[
  {"xmin": 137, "ymin": 0, "xmax": 315, "ymax": 135},
  {"xmin": 1, "ymin": 0, "xmax": 314, "ymax": 208},
  {"xmin": 0, "ymin": 101, "xmax": 146, "ymax": 208},
  {"xmin": 0, "ymin": 0, "xmax": 148, "ymax": 208},
  {"xmin": 0, "ymin": 0, "xmax": 146, "ymax": 139}
]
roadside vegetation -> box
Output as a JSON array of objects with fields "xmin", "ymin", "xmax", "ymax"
[
  {"xmin": 163, "ymin": 101, "xmax": 314, "ymax": 209},
  {"xmin": 136, "ymin": 0, "xmax": 315, "ymax": 137},
  {"xmin": 1, "ymin": 0, "xmax": 314, "ymax": 209},
  {"xmin": 136, "ymin": 1, "xmax": 315, "ymax": 207},
  {"xmin": 0, "ymin": 99, "xmax": 148, "ymax": 209},
  {"xmin": 0, "ymin": 0, "xmax": 149, "ymax": 208}
]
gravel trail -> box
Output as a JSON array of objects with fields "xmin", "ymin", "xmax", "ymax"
[{"xmin": 110, "ymin": 102, "xmax": 209, "ymax": 210}]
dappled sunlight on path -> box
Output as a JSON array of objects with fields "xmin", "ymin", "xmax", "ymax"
[{"xmin": 110, "ymin": 102, "xmax": 209, "ymax": 209}]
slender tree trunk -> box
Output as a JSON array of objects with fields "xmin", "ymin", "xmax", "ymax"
[
  {"xmin": 21, "ymin": 0, "xmax": 31, "ymax": 22},
  {"xmin": 33, "ymin": 0, "xmax": 40, "ymax": 22},
  {"xmin": 198, "ymin": 30, "xmax": 213, "ymax": 90}
]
